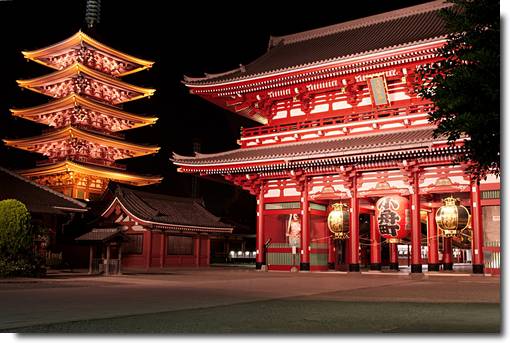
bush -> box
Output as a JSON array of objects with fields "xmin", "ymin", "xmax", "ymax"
[
  {"xmin": 0, "ymin": 256, "xmax": 46, "ymax": 278},
  {"xmin": 0, "ymin": 199, "xmax": 45, "ymax": 277}
]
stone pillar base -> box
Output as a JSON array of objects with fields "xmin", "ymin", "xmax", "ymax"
[
  {"xmin": 428, "ymin": 263, "xmax": 440, "ymax": 272},
  {"xmin": 349, "ymin": 264, "xmax": 360, "ymax": 272},
  {"xmin": 370, "ymin": 263, "xmax": 381, "ymax": 270},
  {"xmin": 328, "ymin": 262, "xmax": 335, "ymax": 270},
  {"xmin": 256, "ymin": 262, "xmax": 263, "ymax": 270},
  {"xmin": 443, "ymin": 263, "xmax": 453, "ymax": 271},
  {"xmin": 472, "ymin": 264, "xmax": 484, "ymax": 274},
  {"xmin": 389, "ymin": 263, "xmax": 399, "ymax": 270},
  {"xmin": 411, "ymin": 264, "xmax": 422, "ymax": 273},
  {"xmin": 300, "ymin": 262, "xmax": 310, "ymax": 271}
]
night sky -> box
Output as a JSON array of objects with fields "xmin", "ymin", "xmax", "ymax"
[{"xmin": 0, "ymin": 0, "xmax": 432, "ymax": 226}]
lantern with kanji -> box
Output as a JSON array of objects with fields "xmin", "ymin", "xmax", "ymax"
[
  {"xmin": 375, "ymin": 195, "xmax": 410, "ymax": 243},
  {"xmin": 327, "ymin": 203, "xmax": 349, "ymax": 240},
  {"xmin": 435, "ymin": 196, "xmax": 471, "ymax": 238}
]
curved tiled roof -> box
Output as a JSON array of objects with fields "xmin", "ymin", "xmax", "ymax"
[
  {"xmin": 173, "ymin": 127, "xmax": 438, "ymax": 166},
  {"xmin": 113, "ymin": 186, "xmax": 232, "ymax": 230},
  {"xmin": 0, "ymin": 166, "xmax": 87, "ymax": 214},
  {"xmin": 184, "ymin": 1, "xmax": 451, "ymax": 85}
]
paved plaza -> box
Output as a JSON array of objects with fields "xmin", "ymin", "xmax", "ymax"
[{"xmin": 0, "ymin": 266, "xmax": 501, "ymax": 333}]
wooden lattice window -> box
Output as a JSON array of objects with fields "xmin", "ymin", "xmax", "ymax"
[
  {"xmin": 167, "ymin": 235, "xmax": 194, "ymax": 255},
  {"xmin": 125, "ymin": 234, "xmax": 143, "ymax": 254}
]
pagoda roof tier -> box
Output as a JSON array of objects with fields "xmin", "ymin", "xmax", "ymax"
[
  {"xmin": 17, "ymin": 63, "xmax": 155, "ymax": 105},
  {"xmin": 183, "ymin": 1, "xmax": 450, "ymax": 86},
  {"xmin": 3, "ymin": 125, "xmax": 160, "ymax": 160},
  {"xmin": 102, "ymin": 185, "xmax": 233, "ymax": 233},
  {"xmin": 172, "ymin": 127, "xmax": 464, "ymax": 174},
  {"xmin": 22, "ymin": 31, "xmax": 154, "ymax": 77},
  {"xmin": 10, "ymin": 94, "xmax": 158, "ymax": 131},
  {"xmin": 19, "ymin": 161, "xmax": 162, "ymax": 187}
]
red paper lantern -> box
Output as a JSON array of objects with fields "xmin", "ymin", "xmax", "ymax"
[{"xmin": 375, "ymin": 195, "xmax": 410, "ymax": 243}]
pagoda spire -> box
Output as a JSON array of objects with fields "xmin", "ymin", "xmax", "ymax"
[
  {"xmin": 7, "ymin": 33, "xmax": 161, "ymax": 200},
  {"xmin": 85, "ymin": 0, "xmax": 101, "ymax": 31}
]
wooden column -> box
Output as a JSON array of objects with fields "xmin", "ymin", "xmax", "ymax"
[
  {"xmin": 327, "ymin": 236, "xmax": 335, "ymax": 269},
  {"xmin": 145, "ymin": 230, "xmax": 152, "ymax": 271},
  {"xmin": 470, "ymin": 181, "xmax": 484, "ymax": 274},
  {"xmin": 105, "ymin": 244, "xmax": 111, "ymax": 276},
  {"xmin": 369, "ymin": 213, "xmax": 381, "ymax": 270},
  {"xmin": 256, "ymin": 187, "xmax": 265, "ymax": 269},
  {"xmin": 118, "ymin": 244, "xmax": 122, "ymax": 275},
  {"xmin": 300, "ymin": 178, "xmax": 310, "ymax": 271},
  {"xmin": 225, "ymin": 240, "xmax": 230, "ymax": 263},
  {"xmin": 410, "ymin": 170, "xmax": 422, "ymax": 273},
  {"xmin": 349, "ymin": 173, "xmax": 360, "ymax": 272},
  {"xmin": 194, "ymin": 235, "xmax": 200, "ymax": 267},
  {"xmin": 427, "ymin": 210, "xmax": 440, "ymax": 271},
  {"xmin": 443, "ymin": 237, "xmax": 453, "ymax": 270},
  {"xmin": 160, "ymin": 232, "xmax": 166, "ymax": 268},
  {"xmin": 205, "ymin": 235, "xmax": 211, "ymax": 266},
  {"xmin": 389, "ymin": 243, "xmax": 399, "ymax": 270},
  {"xmin": 88, "ymin": 245, "xmax": 94, "ymax": 274}
]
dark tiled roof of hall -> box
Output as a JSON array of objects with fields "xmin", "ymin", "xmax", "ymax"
[
  {"xmin": 112, "ymin": 185, "xmax": 232, "ymax": 229},
  {"xmin": 0, "ymin": 166, "xmax": 87, "ymax": 214},
  {"xmin": 173, "ymin": 127, "xmax": 437, "ymax": 165},
  {"xmin": 185, "ymin": 1, "xmax": 450, "ymax": 85}
]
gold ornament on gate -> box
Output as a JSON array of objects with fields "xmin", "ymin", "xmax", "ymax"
[
  {"xmin": 327, "ymin": 203, "xmax": 350, "ymax": 240},
  {"xmin": 435, "ymin": 196, "xmax": 471, "ymax": 238}
]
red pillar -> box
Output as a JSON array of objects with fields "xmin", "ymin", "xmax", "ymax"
[
  {"xmin": 389, "ymin": 243, "xmax": 399, "ymax": 270},
  {"xmin": 194, "ymin": 235, "xmax": 200, "ymax": 267},
  {"xmin": 205, "ymin": 235, "xmax": 211, "ymax": 266},
  {"xmin": 145, "ymin": 230, "xmax": 152, "ymax": 271},
  {"xmin": 256, "ymin": 187, "xmax": 265, "ymax": 269},
  {"xmin": 427, "ymin": 211, "xmax": 440, "ymax": 271},
  {"xmin": 349, "ymin": 173, "xmax": 360, "ymax": 272},
  {"xmin": 470, "ymin": 181, "xmax": 484, "ymax": 274},
  {"xmin": 443, "ymin": 237, "xmax": 453, "ymax": 270},
  {"xmin": 410, "ymin": 171, "xmax": 422, "ymax": 273},
  {"xmin": 369, "ymin": 213, "xmax": 381, "ymax": 270},
  {"xmin": 300, "ymin": 178, "xmax": 310, "ymax": 271},
  {"xmin": 327, "ymin": 236, "xmax": 335, "ymax": 269},
  {"xmin": 159, "ymin": 232, "xmax": 166, "ymax": 268}
]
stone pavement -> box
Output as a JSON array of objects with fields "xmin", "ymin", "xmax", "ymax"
[{"xmin": 0, "ymin": 266, "xmax": 500, "ymax": 332}]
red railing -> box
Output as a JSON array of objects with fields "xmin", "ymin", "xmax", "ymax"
[{"xmin": 241, "ymin": 101, "xmax": 434, "ymax": 138}]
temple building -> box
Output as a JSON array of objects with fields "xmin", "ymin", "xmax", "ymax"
[
  {"xmin": 4, "ymin": 31, "xmax": 162, "ymax": 200},
  {"xmin": 172, "ymin": 1, "xmax": 500, "ymax": 274},
  {"xmin": 96, "ymin": 185, "xmax": 233, "ymax": 269}
]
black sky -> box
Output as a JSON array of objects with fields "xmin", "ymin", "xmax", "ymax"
[{"xmin": 0, "ymin": 0, "xmax": 432, "ymax": 224}]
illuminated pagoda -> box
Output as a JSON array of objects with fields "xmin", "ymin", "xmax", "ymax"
[
  {"xmin": 5, "ymin": 31, "xmax": 162, "ymax": 200},
  {"xmin": 173, "ymin": 1, "xmax": 500, "ymax": 274}
]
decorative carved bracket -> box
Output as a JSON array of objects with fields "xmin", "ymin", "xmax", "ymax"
[{"xmin": 224, "ymin": 173, "xmax": 263, "ymax": 196}]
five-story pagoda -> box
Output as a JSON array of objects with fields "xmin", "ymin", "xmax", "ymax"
[{"xmin": 4, "ymin": 31, "xmax": 162, "ymax": 200}]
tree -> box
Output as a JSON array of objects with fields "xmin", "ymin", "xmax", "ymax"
[
  {"xmin": 0, "ymin": 199, "xmax": 33, "ymax": 257},
  {"xmin": 417, "ymin": 0, "xmax": 500, "ymax": 180},
  {"xmin": 0, "ymin": 199, "xmax": 44, "ymax": 277}
]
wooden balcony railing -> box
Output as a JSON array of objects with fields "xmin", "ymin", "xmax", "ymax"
[{"xmin": 241, "ymin": 101, "xmax": 434, "ymax": 138}]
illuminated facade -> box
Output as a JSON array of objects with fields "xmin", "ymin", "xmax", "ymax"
[
  {"xmin": 173, "ymin": 1, "xmax": 500, "ymax": 274},
  {"xmin": 5, "ymin": 32, "xmax": 162, "ymax": 200}
]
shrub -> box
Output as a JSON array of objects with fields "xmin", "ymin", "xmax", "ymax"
[{"xmin": 0, "ymin": 199, "xmax": 45, "ymax": 277}]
